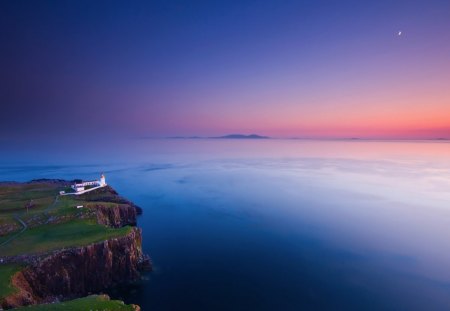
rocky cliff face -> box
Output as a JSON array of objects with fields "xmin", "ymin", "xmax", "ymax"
[
  {"xmin": 94, "ymin": 204, "xmax": 137, "ymax": 228},
  {"xmin": 79, "ymin": 186, "xmax": 143, "ymax": 215},
  {"xmin": 1, "ymin": 228, "xmax": 150, "ymax": 309}
]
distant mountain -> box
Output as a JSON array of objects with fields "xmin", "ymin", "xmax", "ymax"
[
  {"xmin": 213, "ymin": 134, "xmax": 270, "ymax": 139},
  {"xmin": 142, "ymin": 134, "xmax": 270, "ymax": 139}
]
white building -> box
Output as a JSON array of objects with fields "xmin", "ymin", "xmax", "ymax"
[
  {"xmin": 71, "ymin": 174, "xmax": 107, "ymax": 193},
  {"xmin": 99, "ymin": 174, "xmax": 106, "ymax": 187}
]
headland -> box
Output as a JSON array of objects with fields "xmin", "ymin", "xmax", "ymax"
[{"xmin": 0, "ymin": 176, "xmax": 150, "ymax": 310}]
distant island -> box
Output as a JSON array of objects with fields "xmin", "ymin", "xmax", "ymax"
[
  {"xmin": 212, "ymin": 134, "xmax": 270, "ymax": 139},
  {"xmin": 0, "ymin": 176, "xmax": 150, "ymax": 310},
  {"xmin": 163, "ymin": 134, "xmax": 270, "ymax": 139}
]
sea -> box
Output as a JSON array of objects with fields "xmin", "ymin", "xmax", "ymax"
[{"xmin": 1, "ymin": 139, "xmax": 450, "ymax": 310}]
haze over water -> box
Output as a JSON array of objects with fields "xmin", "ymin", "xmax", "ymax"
[{"xmin": 1, "ymin": 139, "xmax": 450, "ymax": 310}]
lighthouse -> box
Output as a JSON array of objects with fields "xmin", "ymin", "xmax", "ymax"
[
  {"xmin": 67, "ymin": 173, "xmax": 108, "ymax": 196},
  {"xmin": 99, "ymin": 173, "xmax": 106, "ymax": 187}
]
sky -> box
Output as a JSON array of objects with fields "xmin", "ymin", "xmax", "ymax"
[{"xmin": 1, "ymin": 0, "xmax": 449, "ymax": 141}]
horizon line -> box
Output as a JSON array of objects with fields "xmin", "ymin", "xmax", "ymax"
[{"xmin": 139, "ymin": 135, "xmax": 450, "ymax": 141}]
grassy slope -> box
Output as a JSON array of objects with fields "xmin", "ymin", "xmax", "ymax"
[
  {"xmin": 0, "ymin": 183, "xmax": 58, "ymax": 215},
  {"xmin": 0, "ymin": 220, "xmax": 132, "ymax": 256},
  {"xmin": 0, "ymin": 182, "xmax": 136, "ymax": 308},
  {"xmin": 0, "ymin": 264, "xmax": 22, "ymax": 299},
  {"xmin": 0, "ymin": 183, "xmax": 59, "ymax": 229},
  {"xmin": 0, "ymin": 182, "xmax": 130, "ymax": 256},
  {"xmin": 13, "ymin": 295, "xmax": 137, "ymax": 310}
]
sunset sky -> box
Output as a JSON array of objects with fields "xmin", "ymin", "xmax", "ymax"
[{"xmin": 1, "ymin": 0, "xmax": 449, "ymax": 140}]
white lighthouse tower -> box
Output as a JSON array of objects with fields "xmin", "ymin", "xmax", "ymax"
[{"xmin": 99, "ymin": 173, "xmax": 106, "ymax": 187}]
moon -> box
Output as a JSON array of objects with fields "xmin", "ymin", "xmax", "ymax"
[{"xmin": 398, "ymin": 31, "xmax": 402, "ymax": 36}]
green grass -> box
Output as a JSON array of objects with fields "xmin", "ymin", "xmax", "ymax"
[
  {"xmin": 0, "ymin": 183, "xmax": 121, "ymax": 218},
  {"xmin": 47, "ymin": 196, "xmax": 84, "ymax": 217},
  {"xmin": 0, "ymin": 234, "xmax": 11, "ymax": 244},
  {"xmin": 13, "ymin": 295, "xmax": 137, "ymax": 310},
  {"xmin": 0, "ymin": 264, "xmax": 22, "ymax": 299},
  {"xmin": 0, "ymin": 182, "xmax": 132, "ymax": 257},
  {"xmin": 0, "ymin": 183, "xmax": 139, "ymax": 309},
  {"xmin": 0, "ymin": 215, "xmax": 21, "ymax": 232},
  {"xmin": 0, "ymin": 183, "xmax": 59, "ymax": 215},
  {"xmin": 0, "ymin": 220, "xmax": 132, "ymax": 256}
]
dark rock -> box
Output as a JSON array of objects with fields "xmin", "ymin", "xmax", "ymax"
[
  {"xmin": 1, "ymin": 228, "xmax": 150, "ymax": 309},
  {"xmin": 94, "ymin": 204, "xmax": 137, "ymax": 227}
]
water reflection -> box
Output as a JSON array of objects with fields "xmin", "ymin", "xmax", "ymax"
[{"xmin": 1, "ymin": 139, "xmax": 450, "ymax": 310}]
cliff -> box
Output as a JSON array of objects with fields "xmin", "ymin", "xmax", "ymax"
[
  {"xmin": 94, "ymin": 204, "xmax": 137, "ymax": 228},
  {"xmin": 0, "ymin": 181, "xmax": 151, "ymax": 310},
  {"xmin": 1, "ymin": 228, "xmax": 150, "ymax": 309},
  {"xmin": 79, "ymin": 186, "xmax": 143, "ymax": 215}
]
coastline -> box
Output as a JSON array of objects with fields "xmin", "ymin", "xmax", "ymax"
[{"xmin": 0, "ymin": 180, "xmax": 150, "ymax": 310}]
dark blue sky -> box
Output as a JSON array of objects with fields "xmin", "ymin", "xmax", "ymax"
[{"xmin": 1, "ymin": 0, "xmax": 449, "ymax": 141}]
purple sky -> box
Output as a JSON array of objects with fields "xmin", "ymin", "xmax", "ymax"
[{"xmin": 1, "ymin": 0, "xmax": 449, "ymax": 141}]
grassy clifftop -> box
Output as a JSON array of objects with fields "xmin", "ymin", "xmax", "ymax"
[
  {"xmin": 0, "ymin": 180, "xmax": 146, "ymax": 310},
  {"xmin": 0, "ymin": 220, "xmax": 132, "ymax": 257},
  {"xmin": 13, "ymin": 295, "xmax": 139, "ymax": 310},
  {"xmin": 0, "ymin": 181, "xmax": 134, "ymax": 257},
  {"xmin": 0, "ymin": 264, "xmax": 22, "ymax": 300}
]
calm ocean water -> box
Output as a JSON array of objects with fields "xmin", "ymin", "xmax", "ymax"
[{"xmin": 2, "ymin": 139, "xmax": 450, "ymax": 310}]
